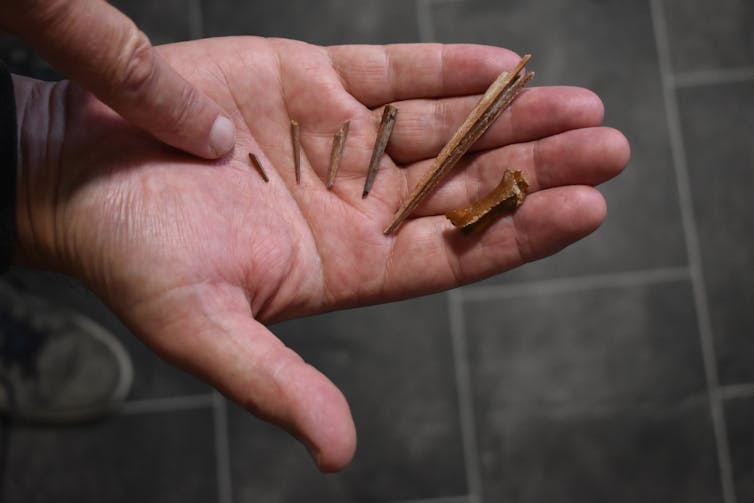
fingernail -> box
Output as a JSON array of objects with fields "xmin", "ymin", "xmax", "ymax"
[{"xmin": 209, "ymin": 115, "xmax": 236, "ymax": 157}]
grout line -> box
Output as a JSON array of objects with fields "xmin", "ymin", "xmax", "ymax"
[
  {"xmin": 187, "ymin": 0, "xmax": 204, "ymax": 39},
  {"xmin": 674, "ymin": 66, "xmax": 754, "ymax": 88},
  {"xmin": 386, "ymin": 495, "xmax": 470, "ymax": 503},
  {"xmin": 649, "ymin": 1, "xmax": 736, "ymax": 502},
  {"xmin": 416, "ymin": 0, "xmax": 437, "ymax": 42},
  {"xmin": 213, "ymin": 391, "xmax": 233, "ymax": 503},
  {"xmin": 416, "ymin": 0, "xmax": 466, "ymax": 42},
  {"xmin": 447, "ymin": 290, "xmax": 483, "ymax": 503},
  {"xmin": 720, "ymin": 383, "xmax": 754, "ymax": 401},
  {"xmin": 120, "ymin": 393, "xmax": 214, "ymax": 414},
  {"xmin": 461, "ymin": 266, "xmax": 690, "ymax": 302}
]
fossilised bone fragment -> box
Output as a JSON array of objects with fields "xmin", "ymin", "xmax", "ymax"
[
  {"xmin": 327, "ymin": 121, "xmax": 350, "ymax": 189},
  {"xmin": 445, "ymin": 169, "xmax": 528, "ymax": 229}
]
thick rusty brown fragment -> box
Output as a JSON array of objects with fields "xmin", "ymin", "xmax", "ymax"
[{"xmin": 446, "ymin": 169, "xmax": 528, "ymax": 229}]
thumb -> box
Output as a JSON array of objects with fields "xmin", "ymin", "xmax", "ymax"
[
  {"xmin": 1, "ymin": 0, "xmax": 235, "ymax": 159},
  {"xmin": 139, "ymin": 290, "xmax": 357, "ymax": 472}
]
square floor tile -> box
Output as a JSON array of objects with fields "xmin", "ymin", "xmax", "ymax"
[
  {"xmin": 677, "ymin": 81, "xmax": 754, "ymax": 385},
  {"xmin": 432, "ymin": 0, "xmax": 686, "ymax": 282},
  {"xmin": 463, "ymin": 277, "xmax": 720, "ymax": 501},
  {"xmin": 463, "ymin": 279, "xmax": 707, "ymax": 412},
  {"xmin": 475, "ymin": 403, "xmax": 722, "ymax": 502},
  {"xmin": 725, "ymin": 395, "xmax": 754, "ymax": 503},
  {"xmin": 2, "ymin": 408, "xmax": 217, "ymax": 503},
  {"xmin": 228, "ymin": 294, "xmax": 467, "ymax": 503},
  {"xmin": 662, "ymin": 0, "xmax": 754, "ymax": 74},
  {"xmin": 202, "ymin": 0, "xmax": 419, "ymax": 45}
]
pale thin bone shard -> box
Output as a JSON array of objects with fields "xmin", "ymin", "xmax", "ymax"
[
  {"xmin": 446, "ymin": 169, "xmax": 528, "ymax": 229},
  {"xmin": 248, "ymin": 152, "xmax": 269, "ymax": 183},
  {"xmin": 327, "ymin": 121, "xmax": 350, "ymax": 189},
  {"xmin": 291, "ymin": 120, "xmax": 301, "ymax": 184},
  {"xmin": 383, "ymin": 55, "xmax": 534, "ymax": 235},
  {"xmin": 363, "ymin": 104, "xmax": 398, "ymax": 198}
]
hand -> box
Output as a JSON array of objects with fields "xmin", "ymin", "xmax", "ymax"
[
  {"xmin": 12, "ymin": 38, "xmax": 629, "ymax": 471},
  {"xmin": 0, "ymin": 0, "xmax": 235, "ymax": 159}
]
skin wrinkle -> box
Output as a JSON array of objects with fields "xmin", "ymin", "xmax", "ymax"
[
  {"xmin": 382, "ymin": 47, "xmax": 396, "ymax": 104},
  {"xmin": 438, "ymin": 45, "xmax": 448, "ymax": 99},
  {"xmin": 325, "ymin": 47, "xmax": 352, "ymax": 101},
  {"xmin": 432, "ymin": 98, "xmax": 453, "ymax": 159},
  {"xmin": 273, "ymin": 44, "xmax": 297, "ymax": 179},
  {"xmin": 461, "ymin": 153, "xmax": 480, "ymax": 214},
  {"xmin": 159, "ymin": 72, "xmax": 202, "ymax": 138},
  {"xmin": 380, "ymin": 228, "xmax": 399, "ymax": 299},
  {"xmin": 15, "ymin": 82, "xmax": 42, "ymax": 267},
  {"xmin": 512, "ymin": 205, "xmax": 534, "ymax": 267},
  {"xmin": 442, "ymin": 226, "xmax": 465, "ymax": 286},
  {"xmin": 114, "ymin": 28, "xmax": 156, "ymax": 98},
  {"xmin": 271, "ymin": 40, "xmax": 289, "ymax": 127},
  {"xmin": 249, "ymin": 220, "xmax": 307, "ymax": 321},
  {"xmin": 530, "ymin": 139, "xmax": 544, "ymax": 189},
  {"xmin": 46, "ymin": 82, "xmax": 73, "ymax": 273}
]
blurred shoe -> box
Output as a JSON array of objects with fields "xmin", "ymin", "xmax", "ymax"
[{"xmin": 0, "ymin": 281, "xmax": 133, "ymax": 423}]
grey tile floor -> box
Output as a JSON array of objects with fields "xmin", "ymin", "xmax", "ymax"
[{"xmin": 2, "ymin": 0, "xmax": 753, "ymax": 501}]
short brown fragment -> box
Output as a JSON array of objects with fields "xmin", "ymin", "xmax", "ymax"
[
  {"xmin": 291, "ymin": 120, "xmax": 301, "ymax": 183},
  {"xmin": 327, "ymin": 121, "xmax": 350, "ymax": 189},
  {"xmin": 248, "ymin": 152, "xmax": 270, "ymax": 183},
  {"xmin": 363, "ymin": 104, "xmax": 398, "ymax": 198},
  {"xmin": 446, "ymin": 169, "xmax": 528, "ymax": 229}
]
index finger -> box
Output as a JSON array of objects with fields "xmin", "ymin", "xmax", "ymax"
[
  {"xmin": 2, "ymin": 0, "xmax": 235, "ymax": 159},
  {"xmin": 327, "ymin": 43, "xmax": 522, "ymax": 107}
]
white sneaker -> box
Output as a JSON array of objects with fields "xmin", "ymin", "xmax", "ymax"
[{"xmin": 0, "ymin": 281, "xmax": 133, "ymax": 423}]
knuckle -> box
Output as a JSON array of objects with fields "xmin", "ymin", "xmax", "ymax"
[
  {"xmin": 169, "ymin": 84, "xmax": 203, "ymax": 130},
  {"xmin": 112, "ymin": 30, "xmax": 156, "ymax": 93}
]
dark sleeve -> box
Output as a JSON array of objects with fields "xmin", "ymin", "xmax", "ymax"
[{"xmin": 0, "ymin": 61, "xmax": 17, "ymax": 273}]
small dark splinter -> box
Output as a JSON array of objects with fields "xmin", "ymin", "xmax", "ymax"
[
  {"xmin": 291, "ymin": 120, "xmax": 301, "ymax": 184},
  {"xmin": 248, "ymin": 152, "xmax": 270, "ymax": 183}
]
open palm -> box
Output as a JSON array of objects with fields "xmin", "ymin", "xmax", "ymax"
[{"xmin": 17, "ymin": 37, "xmax": 628, "ymax": 470}]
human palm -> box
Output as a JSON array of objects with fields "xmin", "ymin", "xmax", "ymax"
[{"xmin": 16, "ymin": 37, "xmax": 628, "ymax": 470}]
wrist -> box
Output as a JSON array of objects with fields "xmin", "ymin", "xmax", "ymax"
[{"xmin": 11, "ymin": 73, "xmax": 70, "ymax": 272}]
